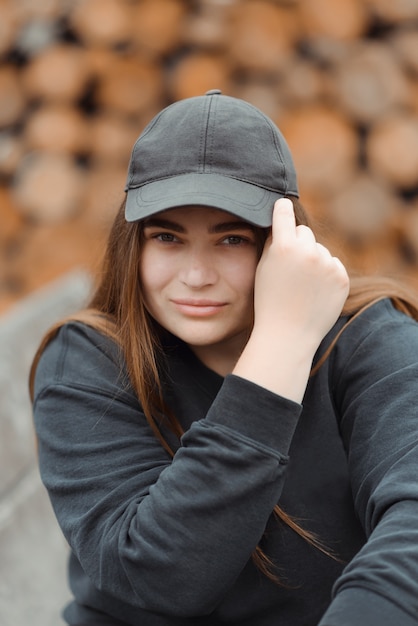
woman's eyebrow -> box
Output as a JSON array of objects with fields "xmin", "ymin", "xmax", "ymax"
[
  {"xmin": 142, "ymin": 218, "xmax": 185, "ymax": 233},
  {"xmin": 142, "ymin": 217, "xmax": 255, "ymax": 234},
  {"xmin": 209, "ymin": 221, "xmax": 256, "ymax": 234}
]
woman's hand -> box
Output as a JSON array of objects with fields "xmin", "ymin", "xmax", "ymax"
[
  {"xmin": 233, "ymin": 198, "xmax": 349, "ymax": 402},
  {"xmin": 254, "ymin": 197, "xmax": 349, "ymax": 349}
]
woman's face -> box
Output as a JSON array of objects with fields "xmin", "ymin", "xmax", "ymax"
[{"xmin": 140, "ymin": 206, "xmax": 262, "ymax": 372}]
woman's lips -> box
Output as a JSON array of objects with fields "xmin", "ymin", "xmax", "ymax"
[{"xmin": 171, "ymin": 299, "xmax": 227, "ymax": 317}]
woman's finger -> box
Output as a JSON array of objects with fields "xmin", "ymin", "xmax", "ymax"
[
  {"xmin": 315, "ymin": 242, "xmax": 332, "ymax": 258},
  {"xmin": 271, "ymin": 198, "xmax": 297, "ymax": 245},
  {"xmin": 295, "ymin": 224, "xmax": 317, "ymax": 244}
]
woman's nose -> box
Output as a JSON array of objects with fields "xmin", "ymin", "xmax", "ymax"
[{"xmin": 179, "ymin": 251, "xmax": 218, "ymax": 288}]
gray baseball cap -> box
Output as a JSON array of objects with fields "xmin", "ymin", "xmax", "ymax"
[{"xmin": 124, "ymin": 89, "xmax": 298, "ymax": 227}]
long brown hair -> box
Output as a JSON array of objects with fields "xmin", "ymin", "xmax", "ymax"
[{"xmin": 29, "ymin": 196, "xmax": 418, "ymax": 582}]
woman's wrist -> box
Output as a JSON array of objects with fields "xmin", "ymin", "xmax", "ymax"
[{"xmin": 233, "ymin": 331, "xmax": 317, "ymax": 403}]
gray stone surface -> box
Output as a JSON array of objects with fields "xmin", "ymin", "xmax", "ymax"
[{"xmin": 0, "ymin": 270, "xmax": 93, "ymax": 626}]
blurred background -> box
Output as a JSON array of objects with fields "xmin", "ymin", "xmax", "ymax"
[
  {"xmin": 0, "ymin": 0, "xmax": 417, "ymax": 624},
  {"xmin": 1, "ymin": 0, "xmax": 418, "ymax": 310}
]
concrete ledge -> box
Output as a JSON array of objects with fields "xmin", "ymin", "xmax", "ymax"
[{"xmin": 0, "ymin": 270, "xmax": 93, "ymax": 626}]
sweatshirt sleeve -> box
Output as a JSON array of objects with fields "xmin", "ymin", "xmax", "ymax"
[
  {"xmin": 318, "ymin": 299, "xmax": 418, "ymax": 626},
  {"xmin": 32, "ymin": 323, "xmax": 302, "ymax": 618}
]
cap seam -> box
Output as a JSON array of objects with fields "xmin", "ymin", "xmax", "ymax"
[
  {"xmin": 202, "ymin": 95, "xmax": 214, "ymax": 173},
  {"xmin": 205, "ymin": 94, "xmax": 217, "ymax": 172},
  {"xmin": 128, "ymin": 171, "xmax": 290, "ymax": 195},
  {"xmin": 265, "ymin": 116, "xmax": 288, "ymax": 193},
  {"xmin": 127, "ymin": 112, "xmax": 166, "ymax": 188},
  {"xmin": 239, "ymin": 100, "xmax": 290, "ymax": 193}
]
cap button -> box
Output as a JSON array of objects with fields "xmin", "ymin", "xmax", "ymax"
[{"xmin": 205, "ymin": 89, "xmax": 222, "ymax": 95}]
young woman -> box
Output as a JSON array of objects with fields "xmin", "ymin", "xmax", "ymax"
[{"xmin": 31, "ymin": 91, "xmax": 418, "ymax": 626}]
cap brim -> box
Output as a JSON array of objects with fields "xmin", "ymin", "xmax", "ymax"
[{"xmin": 125, "ymin": 173, "xmax": 286, "ymax": 227}]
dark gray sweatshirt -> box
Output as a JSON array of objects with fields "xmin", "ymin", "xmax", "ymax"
[{"xmin": 32, "ymin": 299, "xmax": 418, "ymax": 625}]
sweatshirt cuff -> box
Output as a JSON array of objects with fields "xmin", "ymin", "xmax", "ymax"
[
  {"xmin": 205, "ymin": 374, "xmax": 302, "ymax": 457},
  {"xmin": 318, "ymin": 588, "xmax": 418, "ymax": 626}
]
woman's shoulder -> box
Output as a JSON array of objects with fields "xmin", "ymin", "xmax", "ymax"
[
  {"xmin": 342, "ymin": 297, "xmax": 417, "ymax": 340},
  {"xmin": 326, "ymin": 297, "xmax": 418, "ymax": 374},
  {"xmin": 32, "ymin": 318, "xmax": 123, "ymax": 401}
]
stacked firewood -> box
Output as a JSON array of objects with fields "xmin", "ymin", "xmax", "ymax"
[{"xmin": 1, "ymin": 0, "xmax": 418, "ymax": 312}]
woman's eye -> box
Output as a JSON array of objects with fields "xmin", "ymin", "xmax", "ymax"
[
  {"xmin": 155, "ymin": 232, "xmax": 177, "ymax": 242},
  {"xmin": 223, "ymin": 235, "xmax": 247, "ymax": 245}
]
